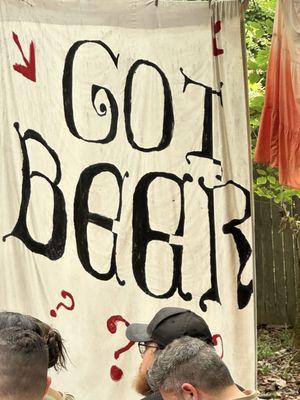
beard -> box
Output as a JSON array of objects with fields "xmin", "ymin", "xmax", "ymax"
[{"xmin": 134, "ymin": 364, "xmax": 152, "ymax": 395}]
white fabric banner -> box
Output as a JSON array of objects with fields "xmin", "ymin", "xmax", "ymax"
[{"xmin": 0, "ymin": 0, "xmax": 255, "ymax": 398}]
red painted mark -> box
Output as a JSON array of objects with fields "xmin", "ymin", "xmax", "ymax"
[
  {"xmin": 110, "ymin": 365, "xmax": 123, "ymax": 381},
  {"xmin": 107, "ymin": 315, "xmax": 135, "ymax": 381},
  {"xmin": 213, "ymin": 21, "xmax": 224, "ymax": 57},
  {"xmin": 12, "ymin": 32, "xmax": 36, "ymax": 82},
  {"xmin": 212, "ymin": 333, "xmax": 224, "ymax": 358},
  {"xmin": 50, "ymin": 290, "xmax": 75, "ymax": 318},
  {"xmin": 107, "ymin": 315, "xmax": 130, "ymax": 333}
]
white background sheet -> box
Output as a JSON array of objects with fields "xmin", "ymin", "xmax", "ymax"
[{"xmin": 0, "ymin": 1, "xmax": 255, "ymax": 398}]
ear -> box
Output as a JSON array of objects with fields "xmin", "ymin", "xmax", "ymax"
[
  {"xmin": 45, "ymin": 376, "xmax": 52, "ymax": 395},
  {"xmin": 181, "ymin": 383, "xmax": 200, "ymax": 400}
]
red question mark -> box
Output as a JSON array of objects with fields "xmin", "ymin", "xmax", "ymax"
[
  {"xmin": 107, "ymin": 315, "xmax": 135, "ymax": 381},
  {"xmin": 212, "ymin": 333, "xmax": 224, "ymax": 358},
  {"xmin": 213, "ymin": 20, "xmax": 224, "ymax": 56},
  {"xmin": 50, "ymin": 290, "xmax": 75, "ymax": 318}
]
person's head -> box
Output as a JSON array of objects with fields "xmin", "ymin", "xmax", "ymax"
[
  {"xmin": 148, "ymin": 336, "xmax": 236, "ymax": 400},
  {"xmin": 126, "ymin": 307, "xmax": 213, "ymax": 395},
  {"xmin": 0, "ymin": 312, "xmax": 66, "ymax": 370},
  {"xmin": 0, "ymin": 327, "xmax": 51, "ymax": 400}
]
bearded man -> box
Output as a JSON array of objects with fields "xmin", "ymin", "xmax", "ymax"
[{"xmin": 126, "ymin": 307, "xmax": 213, "ymax": 400}]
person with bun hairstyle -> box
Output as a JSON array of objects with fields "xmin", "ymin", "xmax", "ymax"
[
  {"xmin": 0, "ymin": 311, "xmax": 75, "ymax": 400},
  {"xmin": 0, "ymin": 326, "xmax": 50, "ymax": 400}
]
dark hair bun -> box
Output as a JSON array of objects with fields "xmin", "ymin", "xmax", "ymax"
[{"xmin": 46, "ymin": 329, "xmax": 66, "ymax": 370}]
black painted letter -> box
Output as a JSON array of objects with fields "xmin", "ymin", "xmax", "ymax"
[
  {"xmin": 63, "ymin": 40, "xmax": 119, "ymax": 143},
  {"xmin": 124, "ymin": 60, "xmax": 174, "ymax": 152},
  {"xmin": 3, "ymin": 123, "xmax": 67, "ymax": 260},
  {"xmin": 132, "ymin": 172, "xmax": 192, "ymax": 299},
  {"xmin": 74, "ymin": 163, "xmax": 126, "ymax": 285}
]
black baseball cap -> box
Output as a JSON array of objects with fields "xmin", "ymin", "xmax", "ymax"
[{"xmin": 126, "ymin": 307, "xmax": 213, "ymax": 348}]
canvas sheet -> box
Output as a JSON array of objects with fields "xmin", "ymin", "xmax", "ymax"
[{"xmin": 0, "ymin": 0, "xmax": 255, "ymax": 398}]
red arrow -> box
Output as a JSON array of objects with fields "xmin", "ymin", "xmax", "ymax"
[{"xmin": 12, "ymin": 32, "xmax": 36, "ymax": 82}]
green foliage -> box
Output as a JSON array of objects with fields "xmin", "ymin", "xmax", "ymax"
[
  {"xmin": 245, "ymin": 0, "xmax": 275, "ymax": 147},
  {"xmin": 254, "ymin": 168, "xmax": 300, "ymax": 204},
  {"xmin": 258, "ymin": 326, "xmax": 294, "ymax": 361}
]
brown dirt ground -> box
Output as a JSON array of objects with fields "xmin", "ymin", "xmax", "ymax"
[{"xmin": 257, "ymin": 326, "xmax": 300, "ymax": 399}]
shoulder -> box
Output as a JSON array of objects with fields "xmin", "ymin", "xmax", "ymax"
[
  {"xmin": 62, "ymin": 394, "xmax": 75, "ymax": 400},
  {"xmin": 45, "ymin": 393, "xmax": 75, "ymax": 400},
  {"xmin": 44, "ymin": 388, "xmax": 61, "ymax": 400},
  {"xmin": 242, "ymin": 390, "xmax": 261, "ymax": 400}
]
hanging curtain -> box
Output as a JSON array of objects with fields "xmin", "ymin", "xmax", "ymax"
[
  {"xmin": 255, "ymin": 0, "xmax": 300, "ymax": 188},
  {"xmin": 0, "ymin": 1, "xmax": 255, "ymax": 398}
]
